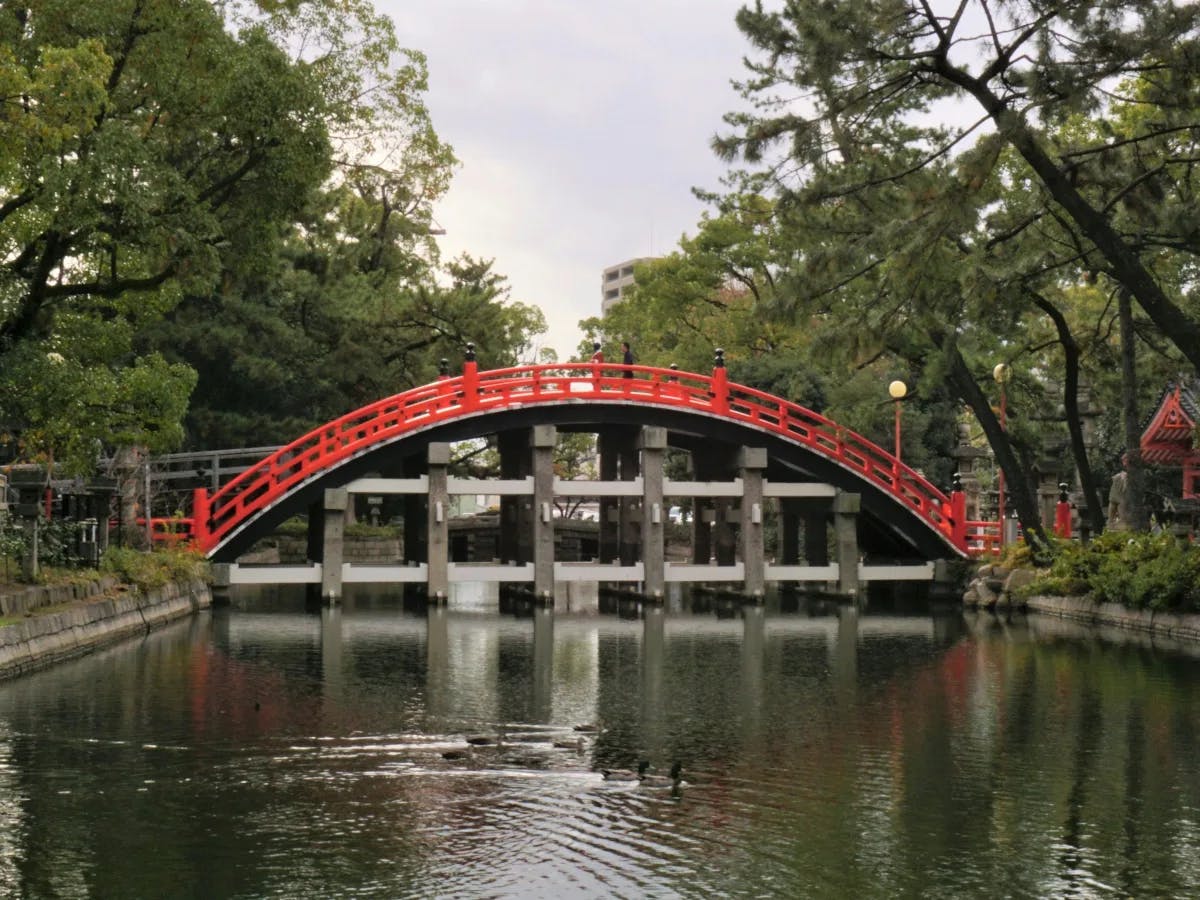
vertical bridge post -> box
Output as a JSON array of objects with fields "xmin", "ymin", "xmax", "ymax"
[
  {"xmin": 427, "ymin": 443, "xmax": 450, "ymax": 602},
  {"xmin": 739, "ymin": 447, "xmax": 767, "ymax": 599},
  {"xmin": 532, "ymin": 425, "xmax": 556, "ymax": 601},
  {"xmin": 639, "ymin": 426, "xmax": 667, "ymax": 599},
  {"xmin": 320, "ymin": 487, "xmax": 348, "ymax": 603},
  {"xmin": 833, "ymin": 491, "xmax": 860, "ymax": 597}
]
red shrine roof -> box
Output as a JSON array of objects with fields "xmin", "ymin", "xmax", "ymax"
[{"xmin": 1141, "ymin": 382, "xmax": 1200, "ymax": 465}]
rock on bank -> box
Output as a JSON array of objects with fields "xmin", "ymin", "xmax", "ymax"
[{"xmin": 0, "ymin": 578, "xmax": 211, "ymax": 679}]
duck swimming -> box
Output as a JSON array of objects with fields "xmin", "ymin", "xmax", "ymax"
[
  {"xmin": 601, "ymin": 760, "xmax": 650, "ymax": 783},
  {"xmin": 638, "ymin": 761, "xmax": 683, "ymax": 788}
]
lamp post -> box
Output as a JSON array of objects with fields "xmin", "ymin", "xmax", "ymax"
[
  {"xmin": 993, "ymin": 362, "xmax": 1010, "ymax": 548},
  {"xmin": 888, "ymin": 380, "xmax": 907, "ymax": 464}
]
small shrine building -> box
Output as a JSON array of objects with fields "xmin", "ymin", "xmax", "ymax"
[{"xmin": 1141, "ymin": 382, "xmax": 1200, "ymax": 498}]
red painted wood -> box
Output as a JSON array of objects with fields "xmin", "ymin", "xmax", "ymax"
[{"xmin": 194, "ymin": 363, "xmax": 966, "ymax": 555}]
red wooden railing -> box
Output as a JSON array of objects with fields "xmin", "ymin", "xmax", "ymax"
[{"xmin": 188, "ymin": 360, "xmax": 972, "ymax": 557}]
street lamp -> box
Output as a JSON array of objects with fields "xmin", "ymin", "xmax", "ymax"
[
  {"xmin": 993, "ymin": 363, "xmax": 1010, "ymax": 547},
  {"xmin": 888, "ymin": 379, "xmax": 907, "ymax": 464}
]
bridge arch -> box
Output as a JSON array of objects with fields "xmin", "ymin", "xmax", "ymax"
[{"xmin": 193, "ymin": 361, "xmax": 968, "ymax": 562}]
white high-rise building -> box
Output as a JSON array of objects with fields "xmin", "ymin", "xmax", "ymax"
[{"xmin": 601, "ymin": 258, "xmax": 654, "ymax": 316}]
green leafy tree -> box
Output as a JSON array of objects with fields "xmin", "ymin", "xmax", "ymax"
[
  {"xmin": 0, "ymin": 0, "xmax": 334, "ymax": 467},
  {"xmin": 710, "ymin": 0, "xmax": 1200, "ymax": 544}
]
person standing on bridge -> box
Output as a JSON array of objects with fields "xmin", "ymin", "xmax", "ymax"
[
  {"xmin": 589, "ymin": 341, "xmax": 603, "ymax": 390},
  {"xmin": 622, "ymin": 341, "xmax": 634, "ymax": 378}
]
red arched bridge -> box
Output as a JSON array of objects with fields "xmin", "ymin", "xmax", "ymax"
[{"xmin": 182, "ymin": 357, "xmax": 974, "ymax": 564}]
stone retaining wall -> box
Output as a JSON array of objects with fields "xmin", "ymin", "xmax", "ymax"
[
  {"xmin": 1024, "ymin": 594, "xmax": 1200, "ymax": 643},
  {"xmin": 0, "ymin": 578, "xmax": 211, "ymax": 680},
  {"xmin": 0, "ymin": 575, "xmax": 123, "ymax": 617}
]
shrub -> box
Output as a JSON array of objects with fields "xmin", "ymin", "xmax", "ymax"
[
  {"xmin": 100, "ymin": 546, "xmax": 210, "ymax": 592},
  {"xmin": 1023, "ymin": 532, "xmax": 1200, "ymax": 612}
]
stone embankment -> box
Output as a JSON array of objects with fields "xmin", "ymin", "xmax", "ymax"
[
  {"xmin": 963, "ymin": 563, "xmax": 1200, "ymax": 643},
  {"xmin": 0, "ymin": 577, "xmax": 211, "ymax": 679}
]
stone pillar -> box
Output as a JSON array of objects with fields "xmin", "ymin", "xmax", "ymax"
[
  {"xmin": 640, "ymin": 427, "xmax": 667, "ymax": 599},
  {"xmin": 531, "ymin": 425, "xmax": 556, "ymax": 600},
  {"xmin": 833, "ymin": 491, "xmax": 860, "ymax": 597},
  {"xmin": 739, "ymin": 447, "xmax": 767, "ymax": 598},
  {"xmin": 1036, "ymin": 467, "xmax": 1060, "ymax": 529},
  {"xmin": 426, "ymin": 443, "xmax": 450, "ymax": 602},
  {"xmin": 320, "ymin": 487, "xmax": 348, "ymax": 603}
]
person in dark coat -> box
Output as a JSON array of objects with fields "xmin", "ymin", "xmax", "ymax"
[{"xmin": 621, "ymin": 341, "xmax": 634, "ymax": 378}]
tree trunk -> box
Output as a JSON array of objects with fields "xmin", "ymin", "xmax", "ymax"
[
  {"xmin": 935, "ymin": 62, "xmax": 1200, "ymax": 374},
  {"xmin": 1026, "ymin": 290, "xmax": 1106, "ymax": 534},
  {"xmin": 1118, "ymin": 290, "xmax": 1148, "ymax": 531},
  {"xmin": 938, "ymin": 338, "xmax": 1050, "ymax": 550},
  {"xmin": 111, "ymin": 445, "xmax": 149, "ymax": 549}
]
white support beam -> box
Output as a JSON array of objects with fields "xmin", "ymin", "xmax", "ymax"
[
  {"xmin": 858, "ymin": 563, "xmax": 936, "ymax": 582},
  {"xmin": 227, "ymin": 564, "xmax": 321, "ymax": 585},
  {"xmin": 344, "ymin": 476, "xmax": 428, "ymax": 494},
  {"xmin": 663, "ymin": 479, "xmax": 744, "ymax": 497},
  {"xmin": 553, "ymin": 562, "xmax": 645, "ymax": 582},
  {"xmin": 664, "ymin": 562, "xmax": 746, "ymax": 582},
  {"xmin": 448, "ymin": 477, "xmax": 533, "ymax": 495},
  {"xmin": 342, "ymin": 563, "xmax": 429, "ymax": 583},
  {"xmin": 448, "ymin": 563, "xmax": 536, "ymax": 582},
  {"xmin": 764, "ymin": 564, "xmax": 840, "ymax": 582},
  {"xmin": 763, "ymin": 482, "xmax": 838, "ymax": 498},
  {"xmin": 553, "ymin": 478, "xmax": 645, "ymax": 497}
]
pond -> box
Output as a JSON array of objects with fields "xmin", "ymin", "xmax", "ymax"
[{"xmin": 0, "ymin": 584, "xmax": 1197, "ymax": 898}]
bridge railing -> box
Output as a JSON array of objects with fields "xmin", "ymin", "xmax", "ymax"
[{"xmin": 195, "ymin": 361, "xmax": 965, "ymax": 555}]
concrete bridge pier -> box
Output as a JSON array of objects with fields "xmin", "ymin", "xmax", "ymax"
[
  {"xmin": 639, "ymin": 427, "xmax": 667, "ymax": 599},
  {"xmin": 833, "ymin": 491, "xmax": 861, "ymax": 597},
  {"xmin": 426, "ymin": 443, "xmax": 450, "ymax": 603},
  {"xmin": 532, "ymin": 425, "xmax": 556, "ymax": 602},
  {"xmin": 307, "ymin": 487, "xmax": 349, "ymax": 603},
  {"xmin": 739, "ymin": 448, "xmax": 767, "ymax": 599}
]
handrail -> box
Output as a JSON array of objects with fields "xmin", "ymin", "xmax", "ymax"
[{"xmin": 194, "ymin": 362, "xmax": 963, "ymax": 555}]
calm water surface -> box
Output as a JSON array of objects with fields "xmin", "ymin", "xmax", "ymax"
[{"xmin": 0, "ymin": 585, "xmax": 1198, "ymax": 899}]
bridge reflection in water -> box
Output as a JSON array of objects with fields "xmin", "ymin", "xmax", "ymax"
[
  {"xmin": 217, "ymin": 580, "xmax": 956, "ymax": 736},
  {"xmin": 5, "ymin": 581, "xmax": 1197, "ymax": 897}
]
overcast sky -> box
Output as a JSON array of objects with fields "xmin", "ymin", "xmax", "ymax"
[{"xmin": 383, "ymin": 1, "xmax": 750, "ymax": 360}]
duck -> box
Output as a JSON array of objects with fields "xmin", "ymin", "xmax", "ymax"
[
  {"xmin": 601, "ymin": 760, "xmax": 649, "ymax": 783},
  {"xmin": 573, "ymin": 723, "xmax": 603, "ymax": 734},
  {"xmin": 465, "ymin": 734, "xmax": 502, "ymax": 746},
  {"xmin": 442, "ymin": 746, "xmax": 475, "ymax": 761},
  {"xmin": 552, "ymin": 737, "xmax": 585, "ymax": 751},
  {"xmin": 638, "ymin": 761, "xmax": 683, "ymax": 788}
]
